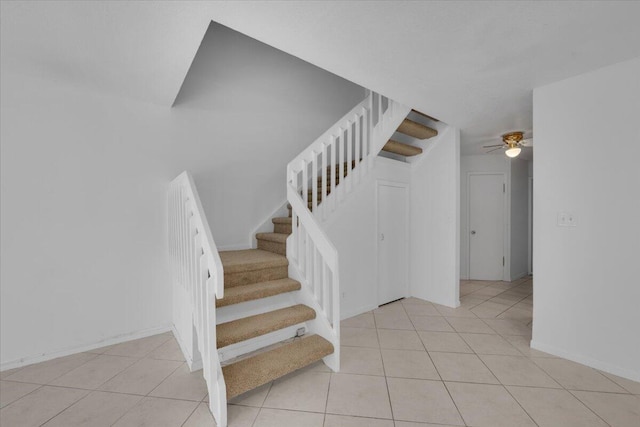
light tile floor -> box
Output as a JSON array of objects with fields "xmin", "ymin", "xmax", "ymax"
[{"xmin": 2, "ymin": 277, "xmax": 639, "ymax": 426}]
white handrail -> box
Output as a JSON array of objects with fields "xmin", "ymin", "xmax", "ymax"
[
  {"xmin": 286, "ymin": 91, "xmax": 410, "ymax": 372},
  {"xmin": 168, "ymin": 171, "xmax": 226, "ymax": 427}
]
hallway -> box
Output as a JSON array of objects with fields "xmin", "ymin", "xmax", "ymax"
[{"xmin": 1, "ymin": 277, "xmax": 639, "ymax": 426}]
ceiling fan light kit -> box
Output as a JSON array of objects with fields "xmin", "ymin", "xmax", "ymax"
[
  {"xmin": 483, "ymin": 131, "xmax": 529, "ymax": 158},
  {"xmin": 505, "ymin": 146, "xmax": 522, "ymax": 158}
]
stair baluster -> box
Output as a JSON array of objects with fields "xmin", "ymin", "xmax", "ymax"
[
  {"xmin": 169, "ymin": 171, "xmax": 227, "ymax": 427},
  {"xmin": 286, "ymin": 90, "xmax": 411, "ymax": 373}
]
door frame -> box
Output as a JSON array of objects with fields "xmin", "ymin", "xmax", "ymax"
[
  {"xmin": 375, "ymin": 179, "xmax": 410, "ymax": 305},
  {"xmin": 466, "ymin": 172, "xmax": 509, "ymax": 281}
]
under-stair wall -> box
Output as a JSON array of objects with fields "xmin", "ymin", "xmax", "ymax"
[
  {"xmin": 320, "ymin": 121, "xmax": 460, "ymax": 318},
  {"xmin": 410, "ymin": 125, "xmax": 461, "ymax": 307},
  {"xmin": 324, "ymin": 157, "xmax": 411, "ymax": 318}
]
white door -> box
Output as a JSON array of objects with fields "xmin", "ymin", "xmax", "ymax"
[
  {"xmin": 469, "ymin": 174, "xmax": 505, "ymax": 280},
  {"xmin": 378, "ymin": 183, "xmax": 409, "ymax": 305}
]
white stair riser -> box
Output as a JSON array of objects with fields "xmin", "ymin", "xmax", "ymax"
[
  {"xmin": 218, "ymin": 323, "xmax": 308, "ymax": 363},
  {"xmin": 216, "ymin": 292, "xmax": 298, "ymax": 324}
]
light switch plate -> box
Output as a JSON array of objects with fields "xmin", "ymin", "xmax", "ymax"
[{"xmin": 557, "ymin": 212, "xmax": 577, "ymax": 227}]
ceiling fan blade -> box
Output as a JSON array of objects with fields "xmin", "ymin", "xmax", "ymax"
[
  {"xmin": 482, "ymin": 144, "xmax": 504, "ymax": 148},
  {"xmin": 521, "ymin": 138, "xmax": 533, "ymax": 147},
  {"xmin": 486, "ymin": 147, "xmax": 504, "ymax": 153}
]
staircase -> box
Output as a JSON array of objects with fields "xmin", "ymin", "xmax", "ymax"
[
  {"xmin": 217, "ymin": 211, "xmax": 333, "ymax": 400},
  {"xmin": 169, "ymin": 90, "xmax": 424, "ymax": 427},
  {"xmin": 380, "ymin": 110, "xmax": 439, "ymax": 158}
]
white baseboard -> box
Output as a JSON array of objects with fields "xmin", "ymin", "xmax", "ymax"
[
  {"xmin": 0, "ymin": 323, "xmax": 172, "ymax": 372},
  {"xmin": 341, "ymin": 303, "xmax": 378, "ymax": 320},
  {"xmin": 510, "ymin": 271, "xmax": 528, "ymax": 281},
  {"xmin": 413, "ymin": 293, "xmax": 459, "ymax": 308},
  {"xmin": 530, "ymin": 340, "xmax": 640, "ymax": 382}
]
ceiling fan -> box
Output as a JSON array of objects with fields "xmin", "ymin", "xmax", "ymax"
[{"xmin": 483, "ymin": 131, "xmax": 533, "ymax": 158}]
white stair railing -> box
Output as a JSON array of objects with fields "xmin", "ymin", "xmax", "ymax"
[
  {"xmin": 286, "ymin": 91, "xmax": 410, "ymax": 371},
  {"xmin": 168, "ymin": 171, "xmax": 227, "ymax": 427}
]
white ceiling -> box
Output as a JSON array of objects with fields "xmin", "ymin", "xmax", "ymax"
[{"xmin": 3, "ymin": 1, "xmax": 639, "ymax": 154}]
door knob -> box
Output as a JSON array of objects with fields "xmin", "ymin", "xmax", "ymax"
[{"xmin": 470, "ymin": 230, "xmax": 476, "ymax": 235}]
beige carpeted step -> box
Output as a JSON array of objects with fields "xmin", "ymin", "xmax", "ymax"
[
  {"xmin": 272, "ymin": 217, "xmax": 292, "ymax": 234},
  {"xmin": 219, "ymin": 249, "xmax": 288, "ymax": 288},
  {"xmin": 216, "ymin": 278, "xmax": 301, "ymax": 308},
  {"xmin": 382, "ymin": 139, "xmax": 423, "ymax": 156},
  {"xmin": 397, "ymin": 118, "xmax": 438, "ymax": 139},
  {"xmin": 217, "ymin": 304, "xmax": 316, "ymax": 348},
  {"xmin": 256, "ymin": 232, "xmax": 288, "ymax": 256},
  {"xmin": 223, "ymin": 334, "xmax": 333, "ymax": 399}
]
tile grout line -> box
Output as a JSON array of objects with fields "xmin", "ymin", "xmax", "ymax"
[
  {"xmin": 401, "ymin": 300, "xmax": 469, "ymax": 426},
  {"xmin": 36, "ymin": 387, "xmax": 93, "ymax": 427},
  {"xmin": 375, "ymin": 303, "xmax": 397, "ymax": 421},
  {"xmin": 566, "ymin": 389, "xmax": 614, "ymax": 427},
  {"xmin": 3, "ymin": 352, "xmax": 101, "ymax": 386},
  {"xmin": 179, "ymin": 400, "xmax": 202, "ymax": 427},
  {"xmin": 145, "ymin": 361, "xmax": 191, "ymax": 398},
  {"xmin": 0, "ymin": 382, "xmax": 44, "ymax": 411},
  {"xmin": 322, "ymin": 371, "xmax": 331, "ymax": 427},
  {"xmin": 38, "ymin": 338, "xmax": 183, "ymax": 426},
  {"xmin": 428, "ymin": 283, "xmax": 542, "ymax": 426},
  {"xmin": 463, "ymin": 280, "xmax": 617, "ymax": 427},
  {"xmin": 6, "ymin": 278, "xmax": 637, "ymax": 427},
  {"xmin": 473, "ymin": 353, "xmax": 541, "ymax": 427}
]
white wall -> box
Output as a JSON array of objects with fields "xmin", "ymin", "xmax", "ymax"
[
  {"xmin": 510, "ymin": 159, "xmax": 530, "ymax": 280},
  {"xmin": 325, "ymin": 158, "xmax": 411, "ymax": 318},
  {"xmin": 0, "ymin": 71, "xmax": 174, "ymax": 368},
  {"xmin": 174, "ymin": 22, "xmax": 365, "ymax": 249},
  {"xmin": 460, "ymin": 155, "xmax": 509, "ymax": 280},
  {"xmin": 411, "ymin": 126, "xmax": 460, "ymax": 307},
  {"xmin": 0, "ymin": 24, "xmax": 364, "ymax": 368},
  {"xmin": 532, "ymin": 57, "xmax": 640, "ymax": 381}
]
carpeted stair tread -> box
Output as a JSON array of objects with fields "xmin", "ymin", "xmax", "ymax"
[
  {"xmin": 256, "ymin": 233, "xmax": 288, "ymax": 256},
  {"xmin": 223, "ymin": 334, "xmax": 334, "ymax": 399},
  {"xmin": 219, "ymin": 249, "xmax": 287, "ymax": 274},
  {"xmin": 382, "ymin": 139, "xmax": 423, "ymax": 156},
  {"xmin": 216, "ymin": 278, "xmax": 301, "ymax": 308},
  {"xmin": 217, "ymin": 304, "xmax": 316, "ymax": 348},
  {"xmin": 255, "ymin": 232, "xmax": 288, "ymax": 243},
  {"xmin": 271, "ymin": 217, "xmax": 292, "ymax": 225},
  {"xmin": 397, "ymin": 118, "xmax": 438, "ymax": 139}
]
